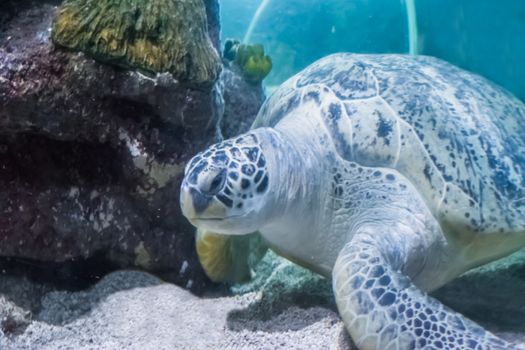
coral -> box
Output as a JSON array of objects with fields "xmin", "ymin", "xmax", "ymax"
[
  {"xmin": 235, "ymin": 44, "xmax": 272, "ymax": 85},
  {"xmin": 223, "ymin": 41, "xmax": 272, "ymax": 85},
  {"xmin": 51, "ymin": 0, "xmax": 221, "ymax": 86}
]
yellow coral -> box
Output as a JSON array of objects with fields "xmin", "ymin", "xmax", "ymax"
[
  {"xmin": 233, "ymin": 43, "xmax": 272, "ymax": 85},
  {"xmin": 52, "ymin": 0, "xmax": 221, "ymax": 86}
]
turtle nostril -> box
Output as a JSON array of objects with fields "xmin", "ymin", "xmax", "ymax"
[{"xmin": 206, "ymin": 169, "xmax": 227, "ymax": 195}]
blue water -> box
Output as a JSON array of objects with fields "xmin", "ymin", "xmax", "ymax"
[
  {"xmin": 416, "ymin": 0, "xmax": 525, "ymax": 101},
  {"xmin": 221, "ymin": 0, "xmax": 525, "ymax": 101}
]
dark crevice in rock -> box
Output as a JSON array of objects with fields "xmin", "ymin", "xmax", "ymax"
[
  {"xmin": 1, "ymin": 0, "xmax": 59, "ymax": 28},
  {"xmin": 0, "ymin": 133, "xmax": 121, "ymax": 188},
  {"xmin": 106, "ymin": 98, "xmax": 156, "ymax": 125},
  {"xmin": 0, "ymin": 253, "xmax": 119, "ymax": 293}
]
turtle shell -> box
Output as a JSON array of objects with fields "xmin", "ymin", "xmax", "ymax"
[{"xmin": 254, "ymin": 54, "xmax": 525, "ymax": 237}]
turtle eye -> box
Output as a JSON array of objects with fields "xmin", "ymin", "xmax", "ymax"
[{"xmin": 205, "ymin": 169, "xmax": 226, "ymax": 195}]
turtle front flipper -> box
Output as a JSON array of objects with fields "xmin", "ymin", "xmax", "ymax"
[
  {"xmin": 333, "ymin": 230, "xmax": 519, "ymax": 350},
  {"xmin": 196, "ymin": 229, "xmax": 267, "ymax": 283}
]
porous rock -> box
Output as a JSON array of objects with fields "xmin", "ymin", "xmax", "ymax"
[
  {"xmin": 219, "ymin": 65, "xmax": 266, "ymax": 139},
  {"xmin": 0, "ymin": 0, "xmax": 262, "ymax": 294}
]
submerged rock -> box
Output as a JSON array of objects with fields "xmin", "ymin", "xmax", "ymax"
[
  {"xmin": 52, "ymin": 0, "xmax": 221, "ymax": 86},
  {"xmin": 222, "ymin": 39, "xmax": 272, "ymax": 86},
  {"xmin": 0, "ymin": 0, "xmax": 227, "ymax": 294},
  {"xmin": 219, "ymin": 65, "xmax": 266, "ymax": 139}
]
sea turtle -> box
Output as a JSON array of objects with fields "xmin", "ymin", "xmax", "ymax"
[{"xmin": 180, "ymin": 53, "xmax": 525, "ymax": 349}]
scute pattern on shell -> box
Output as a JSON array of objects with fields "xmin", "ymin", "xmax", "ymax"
[{"xmin": 254, "ymin": 54, "xmax": 525, "ymax": 235}]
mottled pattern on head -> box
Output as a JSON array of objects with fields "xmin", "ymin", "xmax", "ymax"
[{"xmin": 184, "ymin": 133, "xmax": 269, "ymax": 212}]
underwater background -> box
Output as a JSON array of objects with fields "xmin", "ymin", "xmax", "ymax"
[
  {"xmin": 0, "ymin": 0, "xmax": 525, "ymax": 349},
  {"xmin": 222, "ymin": 0, "xmax": 525, "ymax": 100}
]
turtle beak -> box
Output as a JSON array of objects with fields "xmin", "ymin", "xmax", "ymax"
[
  {"xmin": 180, "ymin": 180, "xmax": 227, "ymax": 225},
  {"xmin": 180, "ymin": 180, "xmax": 197, "ymax": 221}
]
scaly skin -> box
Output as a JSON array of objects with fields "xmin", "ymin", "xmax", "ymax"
[{"xmin": 334, "ymin": 232, "xmax": 516, "ymax": 350}]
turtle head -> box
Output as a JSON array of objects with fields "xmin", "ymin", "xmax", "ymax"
[{"xmin": 180, "ymin": 132, "xmax": 272, "ymax": 235}]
